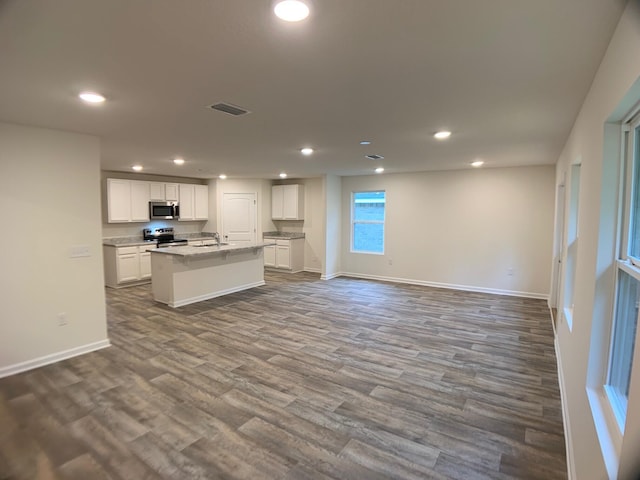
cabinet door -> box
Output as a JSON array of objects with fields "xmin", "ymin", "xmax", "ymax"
[
  {"xmin": 149, "ymin": 182, "xmax": 165, "ymax": 201},
  {"xmin": 130, "ymin": 181, "xmax": 150, "ymax": 222},
  {"xmin": 194, "ymin": 185, "xmax": 209, "ymax": 220},
  {"xmin": 139, "ymin": 251, "xmax": 151, "ymax": 279},
  {"xmin": 264, "ymin": 245, "xmax": 276, "ymax": 267},
  {"xmin": 117, "ymin": 253, "xmax": 139, "ymax": 283},
  {"xmin": 179, "ymin": 184, "xmax": 194, "ymax": 220},
  {"xmin": 107, "ymin": 179, "xmax": 132, "ymax": 223},
  {"xmin": 165, "ymin": 183, "xmax": 179, "ymax": 201},
  {"xmin": 282, "ymin": 185, "xmax": 298, "ymax": 219},
  {"xmin": 272, "ymin": 185, "xmax": 284, "ymax": 220},
  {"xmin": 276, "ymin": 245, "xmax": 291, "ymax": 269}
]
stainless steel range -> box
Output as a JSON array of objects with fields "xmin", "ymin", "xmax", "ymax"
[{"xmin": 143, "ymin": 227, "xmax": 188, "ymax": 248}]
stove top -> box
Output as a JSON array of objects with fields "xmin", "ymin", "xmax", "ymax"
[{"xmin": 143, "ymin": 227, "xmax": 188, "ymax": 247}]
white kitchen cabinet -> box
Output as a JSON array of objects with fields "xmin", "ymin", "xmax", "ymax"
[
  {"xmin": 149, "ymin": 182, "xmax": 165, "ymax": 201},
  {"xmin": 107, "ymin": 178, "xmax": 150, "ymax": 223},
  {"xmin": 263, "ymin": 245, "xmax": 276, "ymax": 267},
  {"xmin": 103, "ymin": 245, "xmax": 153, "ymax": 287},
  {"xmin": 194, "ymin": 185, "xmax": 209, "ymax": 220},
  {"xmin": 139, "ymin": 249, "xmax": 151, "ymax": 279},
  {"xmin": 179, "ymin": 184, "xmax": 208, "ymax": 221},
  {"xmin": 150, "ymin": 182, "xmax": 180, "ymax": 201},
  {"xmin": 272, "ymin": 184, "xmax": 304, "ymax": 220},
  {"xmin": 107, "ymin": 179, "xmax": 132, "ymax": 222},
  {"xmin": 263, "ymin": 238, "xmax": 304, "ymax": 272},
  {"xmin": 117, "ymin": 251, "xmax": 140, "ymax": 283},
  {"xmin": 178, "ymin": 184, "xmax": 194, "ymax": 220},
  {"xmin": 130, "ymin": 181, "xmax": 150, "ymax": 222},
  {"xmin": 165, "ymin": 183, "xmax": 179, "ymax": 201}
]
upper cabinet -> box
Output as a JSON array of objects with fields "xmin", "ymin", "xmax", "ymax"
[
  {"xmin": 107, "ymin": 179, "xmax": 150, "ymax": 223},
  {"xmin": 149, "ymin": 182, "xmax": 180, "ymax": 201},
  {"xmin": 179, "ymin": 184, "xmax": 208, "ymax": 221},
  {"xmin": 272, "ymin": 184, "xmax": 304, "ymax": 220},
  {"xmin": 107, "ymin": 178, "xmax": 207, "ymax": 223}
]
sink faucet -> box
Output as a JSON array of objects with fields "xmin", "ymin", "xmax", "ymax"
[{"xmin": 213, "ymin": 232, "xmax": 221, "ymax": 246}]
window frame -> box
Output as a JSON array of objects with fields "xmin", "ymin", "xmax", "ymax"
[
  {"xmin": 605, "ymin": 113, "xmax": 640, "ymax": 432},
  {"xmin": 350, "ymin": 190, "xmax": 386, "ymax": 255}
]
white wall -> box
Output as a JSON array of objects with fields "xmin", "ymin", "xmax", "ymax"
[
  {"xmin": 553, "ymin": 2, "xmax": 640, "ymax": 479},
  {"xmin": 215, "ymin": 178, "xmax": 275, "ymax": 238},
  {"xmin": 324, "ymin": 175, "xmax": 342, "ymax": 280},
  {"xmin": 0, "ymin": 122, "xmax": 109, "ymax": 376},
  {"xmin": 100, "ymin": 171, "xmax": 208, "ymax": 238},
  {"xmin": 340, "ymin": 166, "xmax": 555, "ymax": 297}
]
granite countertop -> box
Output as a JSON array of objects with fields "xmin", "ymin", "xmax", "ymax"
[
  {"xmin": 150, "ymin": 242, "xmax": 271, "ymax": 258},
  {"xmin": 262, "ymin": 231, "xmax": 305, "ymax": 239},
  {"xmin": 103, "ymin": 232, "xmax": 217, "ymax": 247},
  {"xmin": 103, "ymin": 237, "xmax": 156, "ymax": 247}
]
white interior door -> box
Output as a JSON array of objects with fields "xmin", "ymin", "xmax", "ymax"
[
  {"xmin": 553, "ymin": 184, "xmax": 566, "ymax": 307},
  {"xmin": 222, "ymin": 193, "xmax": 257, "ymax": 244}
]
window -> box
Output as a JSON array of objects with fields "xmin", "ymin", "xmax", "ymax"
[
  {"xmin": 606, "ymin": 116, "xmax": 640, "ymax": 430},
  {"xmin": 351, "ymin": 191, "xmax": 385, "ymax": 254},
  {"xmin": 563, "ymin": 163, "xmax": 581, "ymax": 331}
]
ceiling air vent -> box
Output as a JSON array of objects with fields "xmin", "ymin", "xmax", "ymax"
[
  {"xmin": 209, "ymin": 102, "xmax": 251, "ymax": 116},
  {"xmin": 365, "ymin": 154, "xmax": 385, "ymax": 160}
]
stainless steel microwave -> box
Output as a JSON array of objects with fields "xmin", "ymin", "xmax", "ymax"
[{"xmin": 149, "ymin": 201, "xmax": 179, "ymax": 220}]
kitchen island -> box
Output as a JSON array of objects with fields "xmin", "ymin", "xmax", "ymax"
[{"xmin": 149, "ymin": 242, "xmax": 270, "ymax": 307}]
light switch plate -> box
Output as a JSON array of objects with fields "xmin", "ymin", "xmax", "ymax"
[{"xmin": 70, "ymin": 245, "xmax": 91, "ymax": 258}]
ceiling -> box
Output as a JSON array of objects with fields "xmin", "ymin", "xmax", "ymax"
[{"xmin": 0, "ymin": 0, "xmax": 626, "ymax": 179}]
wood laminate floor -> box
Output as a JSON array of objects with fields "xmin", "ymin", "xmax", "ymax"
[{"xmin": 0, "ymin": 271, "xmax": 567, "ymax": 479}]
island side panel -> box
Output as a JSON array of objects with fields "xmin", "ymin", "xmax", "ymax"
[
  {"xmin": 151, "ymin": 252, "xmax": 175, "ymax": 305},
  {"xmin": 155, "ymin": 249, "xmax": 265, "ymax": 307}
]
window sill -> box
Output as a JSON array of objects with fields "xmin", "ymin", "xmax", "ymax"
[{"xmin": 587, "ymin": 387, "xmax": 622, "ymax": 480}]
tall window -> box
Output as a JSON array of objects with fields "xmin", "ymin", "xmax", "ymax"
[
  {"xmin": 351, "ymin": 191, "xmax": 385, "ymax": 254},
  {"xmin": 606, "ymin": 116, "xmax": 640, "ymax": 429}
]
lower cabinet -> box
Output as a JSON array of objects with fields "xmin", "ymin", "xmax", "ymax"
[
  {"xmin": 103, "ymin": 245, "xmax": 153, "ymax": 288},
  {"xmin": 263, "ymin": 238, "xmax": 304, "ymax": 273}
]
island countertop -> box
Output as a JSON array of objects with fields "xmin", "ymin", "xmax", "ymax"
[{"xmin": 149, "ymin": 242, "xmax": 273, "ymax": 258}]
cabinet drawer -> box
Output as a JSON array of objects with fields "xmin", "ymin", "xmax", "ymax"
[
  {"xmin": 276, "ymin": 239, "xmax": 291, "ymax": 246},
  {"xmin": 117, "ymin": 246, "xmax": 139, "ymax": 255}
]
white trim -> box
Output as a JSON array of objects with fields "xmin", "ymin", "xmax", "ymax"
[
  {"xmin": 555, "ymin": 336, "xmax": 576, "ymax": 480},
  {"xmin": 587, "ymin": 387, "xmax": 621, "ymax": 480},
  {"xmin": 338, "ymin": 271, "xmax": 549, "ymax": 299},
  {"xmin": 304, "ymin": 267, "xmax": 321, "ymax": 274},
  {"xmin": 169, "ymin": 280, "xmax": 265, "ymax": 308},
  {"xmin": 0, "ymin": 339, "xmax": 111, "ymax": 379},
  {"xmin": 321, "ymin": 272, "xmax": 342, "ymax": 280}
]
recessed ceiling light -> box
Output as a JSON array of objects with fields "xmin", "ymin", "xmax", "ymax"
[
  {"xmin": 360, "ymin": 140, "xmax": 371, "ymax": 145},
  {"xmin": 274, "ymin": 0, "xmax": 309, "ymax": 22},
  {"xmin": 173, "ymin": 158, "xmax": 185, "ymax": 165},
  {"xmin": 132, "ymin": 165, "xmax": 143, "ymax": 172},
  {"xmin": 434, "ymin": 130, "xmax": 452, "ymax": 140},
  {"xmin": 78, "ymin": 91, "xmax": 105, "ymax": 104},
  {"xmin": 375, "ymin": 167, "xmax": 385, "ymax": 174},
  {"xmin": 219, "ymin": 174, "xmax": 227, "ymax": 180},
  {"xmin": 300, "ymin": 147, "xmax": 314, "ymax": 156},
  {"xmin": 471, "ymin": 160, "xmax": 484, "ymax": 167},
  {"xmin": 279, "ymin": 172, "xmax": 288, "ymax": 178}
]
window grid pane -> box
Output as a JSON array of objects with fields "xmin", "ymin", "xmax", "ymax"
[
  {"xmin": 629, "ymin": 126, "xmax": 640, "ymax": 260},
  {"xmin": 352, "ymin": 191, "xmax": 385, "ymax": 254},
  {"xmin": 609, "ymin": 270, "xmax": 639, "ymax": 403}
]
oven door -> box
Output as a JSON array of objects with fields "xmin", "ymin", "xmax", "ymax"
[{"xmin": 150, "ymin": 202, "xmax": 179, "ymax": 219}]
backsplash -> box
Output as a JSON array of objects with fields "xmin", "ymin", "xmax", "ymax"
[{"xmin": 102, "ymin": 220, "xmax": 207, "ymax": 239}]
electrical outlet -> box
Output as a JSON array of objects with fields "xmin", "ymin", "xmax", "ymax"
[
  {"xmin": 57, "ymin": 312, "xmax": 68, "ymax": 326},
  {"xmin": 388, "ymin": 259, "xmax": 393, "ymax": 266},
  {"xmin": 507, "ymin": 268, "xmax": 514, "ymax": 276}
]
